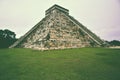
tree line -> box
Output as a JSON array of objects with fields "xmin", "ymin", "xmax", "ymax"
[
  {"xmin": 106, "ymin": 40, "xmax": 120, "ymax": 46},
  {"xmin": 0, "ymin": 29, "xmax": 17, "ymax": 48}
]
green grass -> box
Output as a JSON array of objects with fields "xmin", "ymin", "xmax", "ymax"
[{"xmin": 0, "ymin": 48, "xmax": 120, "ymax": 80}]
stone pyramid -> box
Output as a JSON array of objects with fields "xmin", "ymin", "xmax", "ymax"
[{"xmin": 10, "ymin": 4, "xmax": 106, "ymax": 50}]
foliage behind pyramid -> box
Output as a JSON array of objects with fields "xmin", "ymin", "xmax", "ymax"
[{"xmin": 10, "ymin": 4, "xmax": 106, "ymax": 50}]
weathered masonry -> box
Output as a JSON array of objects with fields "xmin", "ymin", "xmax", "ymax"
[{"xmin": 10, "ymin": 4, "xmax": 106, "ymax": 50}]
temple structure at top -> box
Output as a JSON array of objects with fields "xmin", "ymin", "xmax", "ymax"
[{"xmin": 45, "ymin": 4, "xmax": 69, "ymax": 16}]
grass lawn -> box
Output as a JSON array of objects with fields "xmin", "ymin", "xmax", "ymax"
[{"xmin": 0, "ymin": 48, "xmax": 120, "ymax": 80}]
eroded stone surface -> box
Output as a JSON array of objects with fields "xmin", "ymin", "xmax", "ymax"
[{"xmin": 10, "ymin": 5, "xmax": 105, "ymax": 50}]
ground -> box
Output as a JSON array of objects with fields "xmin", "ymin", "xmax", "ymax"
[{"xmin": 0, "ymin": 48, "xmax": 120, "ymax": 80}]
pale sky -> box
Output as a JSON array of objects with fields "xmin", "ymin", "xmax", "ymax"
[{"xmin": 0, "ymin": 0, "xmax": 120, "ymax": 41}]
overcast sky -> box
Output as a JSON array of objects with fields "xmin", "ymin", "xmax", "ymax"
[{"xmin": 0, "ymin": 0, "xmax": 120, "ymax": 41}]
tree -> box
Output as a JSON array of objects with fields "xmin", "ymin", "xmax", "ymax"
[
  {"xmin": 108, "ymin": 40, "xmax": 120, "ymax": 46},
  {"xmin": 0, "ymin": 29, "xmax": 17, "ymax": 48}
]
